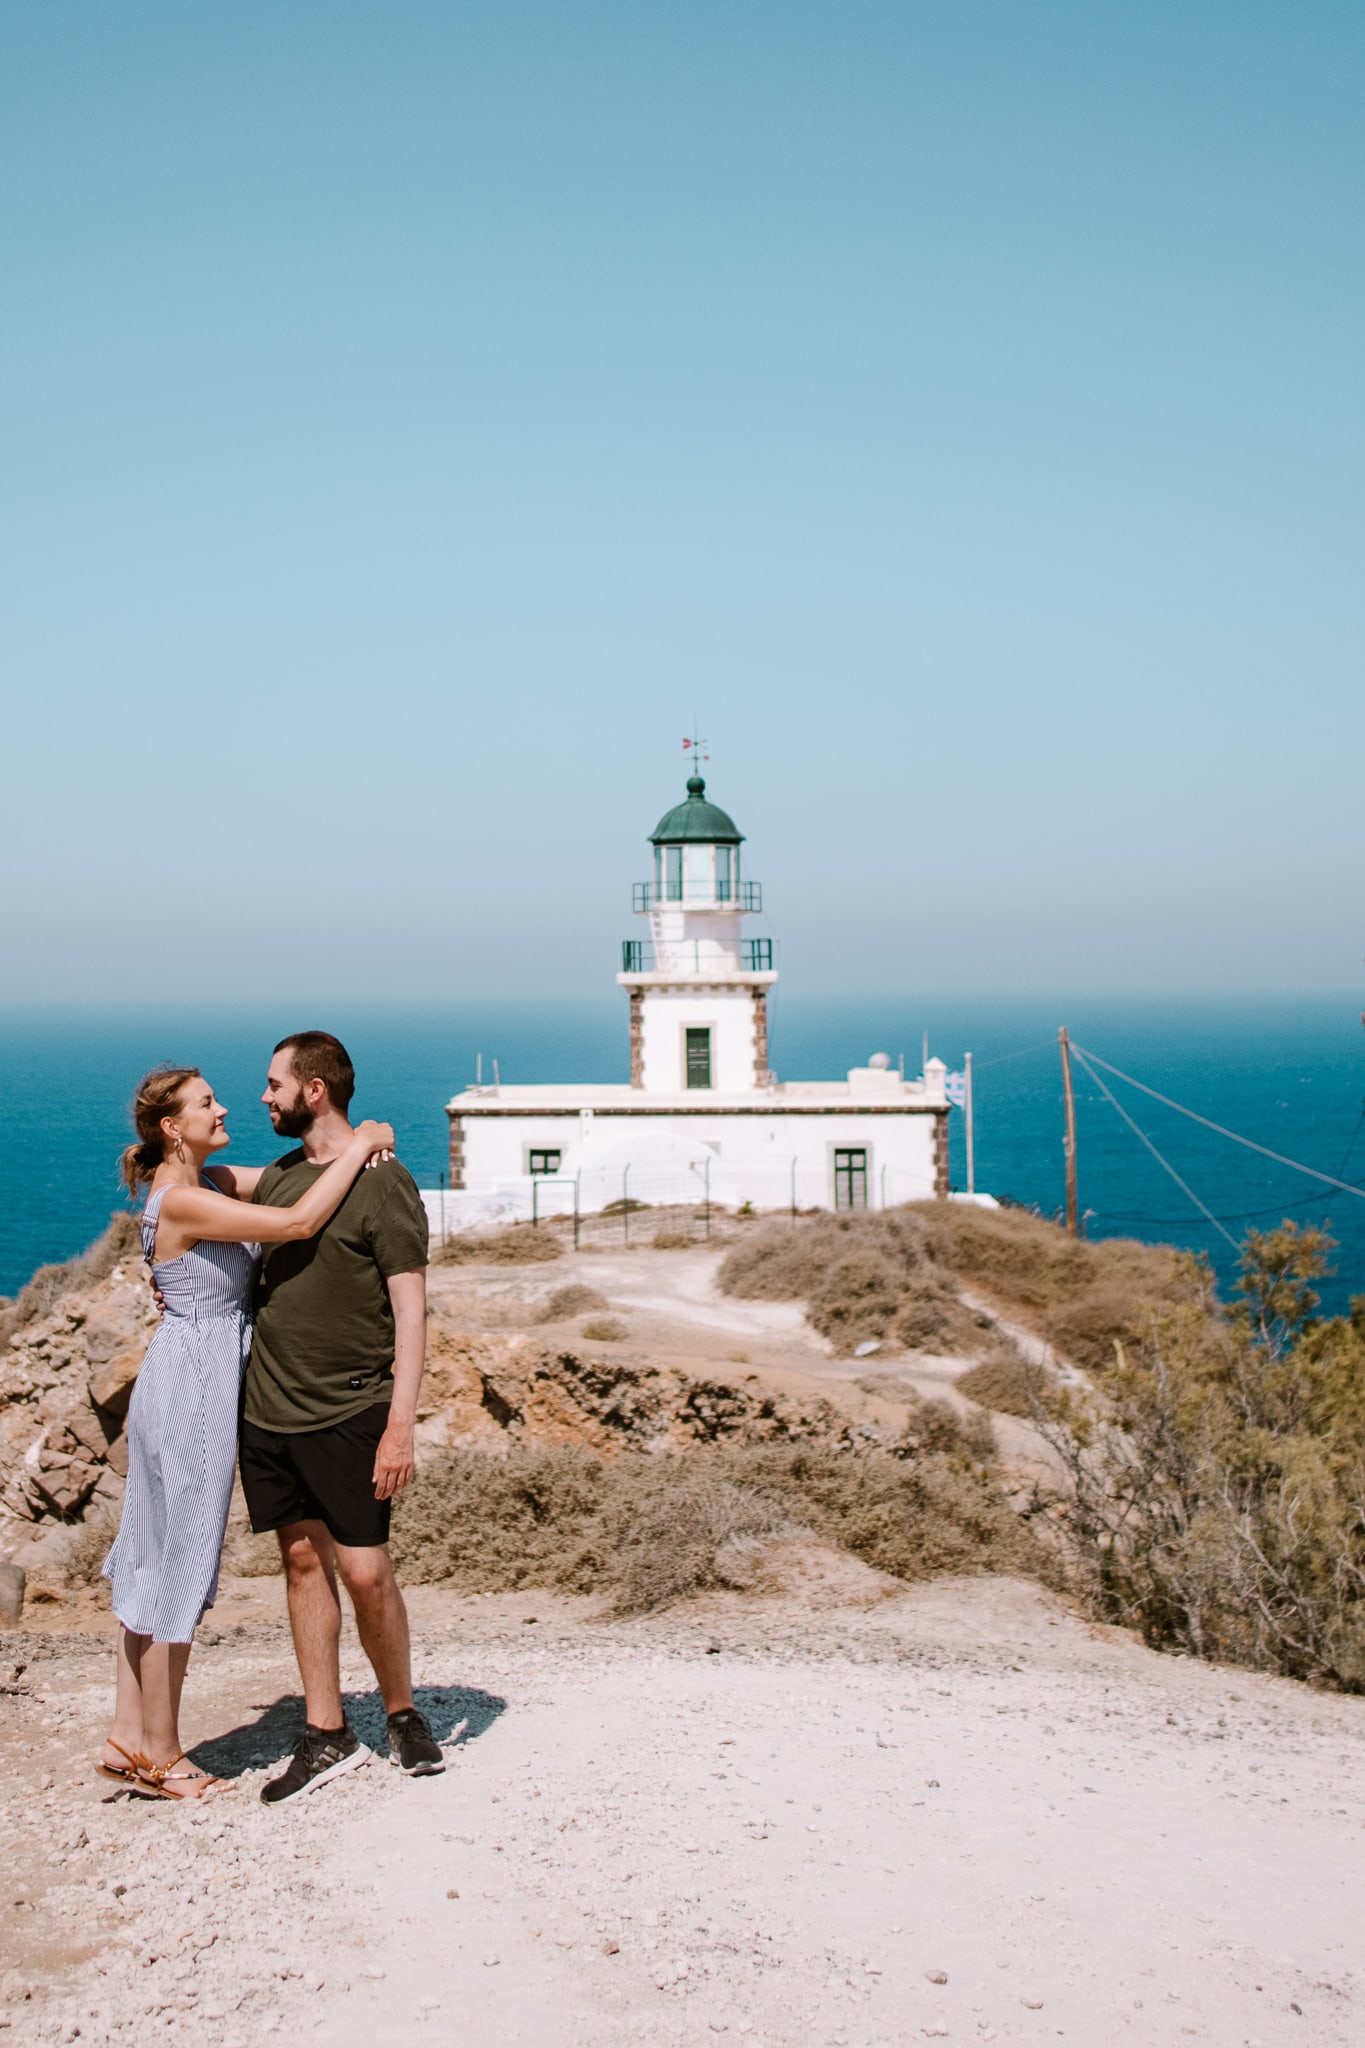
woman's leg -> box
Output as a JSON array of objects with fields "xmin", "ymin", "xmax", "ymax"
[
  {"xmin": 104, "ymin": 1626, "xmax": 149, "ymax": 1767},
  {"xmin": 140, "ymin": 1640, "xmax": 195, "ymax": 1763}
]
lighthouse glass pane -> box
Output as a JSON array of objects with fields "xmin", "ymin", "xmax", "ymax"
[
  {"xmin": 715, "ymin": 845, "xmax": 732, "ymax": 901},
  {"xmin": 666, "ymin": 846, "xmax": 683, "ymax": 901},
  {"xmin": 685, "ymin": 1028, "xmax": 712, "ymax": 1089},
  {"xmin": 683, "ymin": 844, "xmax": 711, "ymax": 899},
  {"xmin": 834, "ymin": 1148, "xmax": 868, "ymax": 1210}
]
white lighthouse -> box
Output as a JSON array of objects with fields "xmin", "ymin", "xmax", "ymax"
[
  {"xmin": 619, "ymin": 774, "xmax": 776, "ymax": 1093},
  {"xmin": 436, "ymin": 772, "xmax": 950, "ymax": 1226}
]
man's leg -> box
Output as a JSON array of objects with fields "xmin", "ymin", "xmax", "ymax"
[
  {"xmin": 332, "ymin": 1542, "xmax": 413, "ymax": 1717},
  {"xmin": 277, "ymin": 1521, "xmax": 346, "ymax": 1729}
]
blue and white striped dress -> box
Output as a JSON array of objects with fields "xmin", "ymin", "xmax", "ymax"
[{"xmin": 102, "ymin": 1185, "xmax": 258, "ymax": 1644}]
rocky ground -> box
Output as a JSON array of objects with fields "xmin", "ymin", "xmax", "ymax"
[
  {"xmin": 4, "ymin": 1227, "xmax": 1364, "ymax": 2046},
  {"xmin": 2, "ymin": 1568, "xmax": 1363, "ymax": 2048}
]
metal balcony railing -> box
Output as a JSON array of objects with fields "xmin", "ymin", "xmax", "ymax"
[
  {"xmin": 632, "ymin": 878, "xmax": 762, "ymax": 912},
  {"xmin": 621, "ymin": 937, "xmax": 774, "ymax": 975}
]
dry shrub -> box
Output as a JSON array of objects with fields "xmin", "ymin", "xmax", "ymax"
[
  {"xmin": 808, "ymin": 1249, "xmax": 902, "ymax": 1352},
  {"xmin": 730, "ymin": 1444, "xmax": 1037, "ymax": 1584},
  {"xmin": 391, "ymin": 1446, "xmax": 609, "ymax": 1593},
  {"xmin": 909, "ymin": 1201, "xmax": 1201, "ymax": 1362},
  {"xmin": 581, "ymin": 1316, "xmax": 629, "ymax": 1342},
  {"xmin": 955, "ymin": 1348, "xmax": 1051, "ymax": 1418},
  {"xmin": 0, "ymin": 1212, "xmax": 142, "ymax": 1346},
  {"xmin": 718, "ymin": 1209, "xmax": 927, "ymax": 1306},
  {"xmin": 434, "ymin": 1226, "xmax": 564, "ymax": 1267},
  {"xmin": 391, "ymin": 1438, "xmax": 1036, "ymax": 1612},
  {"xmin": 1038, "ymin": 1225, "xmax": 1365, "ymax": 1690},
  {"xmin": 537, "ymin": 1284, "xmax": 608, "ymax": 1322},
  {"xmin": 606, "ymin": 1469, "xmax": 797, "ymax": 1613},
  {"xmin": 720, "ymin": 1202, "xmax": 1205, "ymax": 1374},
  {"xmin": 893, "ymin": 1278, "xmax": 959, "ymax": 1351},
  {"xmin": 651, "ymin": 1229, "xmax": 696, "ymax": 1249}
]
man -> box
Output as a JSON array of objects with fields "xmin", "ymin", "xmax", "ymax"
[{"xmin": 240, "ymin": 1029, "xmax": 444, "ymax": 1803}]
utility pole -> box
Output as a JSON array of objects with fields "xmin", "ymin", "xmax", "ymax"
[
  {"xmin": 1059, "ymin": 1027, "xmax": 1078, "ymax": 1237},
  {"xmin": 964, "ymin": 1051, "xmax": 975, "ymax": 1197}
]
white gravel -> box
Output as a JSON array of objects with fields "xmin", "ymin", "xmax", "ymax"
[{"xmin": 2, "ymin": 1571, "xmax": 1363, "ymax": 2047}]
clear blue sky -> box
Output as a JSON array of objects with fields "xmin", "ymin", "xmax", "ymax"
[{"xmin": 2, "ymin": 1, "xmax": 1361, "ymax": 1008}]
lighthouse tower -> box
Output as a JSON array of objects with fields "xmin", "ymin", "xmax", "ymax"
[
  {"xmin": 617, "ymin": 775, "xmax": 777, "ymax": 1093},
  {"xmin": 439, "ymin": 762, "xmax": 952, "ymax": 1226}
]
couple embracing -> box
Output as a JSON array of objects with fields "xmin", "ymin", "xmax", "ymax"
[{"xmin": 99, "ymin": 1030, "xmax": 443, "ymax": 1802}]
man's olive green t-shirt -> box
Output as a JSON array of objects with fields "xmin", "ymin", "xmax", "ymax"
[{"xmin": 244, "ymin": 1152, "xmax": 430, "ymax": 1434}]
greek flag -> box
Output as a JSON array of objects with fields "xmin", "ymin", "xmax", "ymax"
[{"xmin": 945, "ymin": 1070, "xmax": 966, "ymax": 1108}]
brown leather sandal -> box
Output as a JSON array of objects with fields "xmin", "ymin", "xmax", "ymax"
[
  {"xmin": 95, "ymin": 1741, "xmax": 159, "ymax": 1793},
  {"xmin": 135, "ymin": 1752, "xmax": 234, "ymax": 1802}
]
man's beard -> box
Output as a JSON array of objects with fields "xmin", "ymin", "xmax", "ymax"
[{"xmin": 271, "ymin": 1097, "xmax": 315, "ymax": 1139}]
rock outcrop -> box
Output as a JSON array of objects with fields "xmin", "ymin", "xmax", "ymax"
[{"xmin": 0, "ymin": 1260, "xmax": 154, "ymax": 1526}]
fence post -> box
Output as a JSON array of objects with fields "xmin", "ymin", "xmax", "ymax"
[
  {"xmin": 439, "ymin": 1170, "xmax": 447, "ymax": 1247},
  {"xmin": 790, "ymin": 1156, "xmax": 798, "ymax": 1220},
  {"xmin": 704, "ymin": 1154, "xmax": 711, "ymax": 1239},
  {"xmin": 574, "ymin": 1173, "xmax": 580, "ymax": 1250},
  {"xmin": 532, "ymin": 1176, "xmax": 539, "ymax": 1226},
  {"xmin": 623, "ymin": 1164, "xmax": 630, "ymax": 1247}
]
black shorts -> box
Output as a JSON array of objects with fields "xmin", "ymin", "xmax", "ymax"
[{"xmin": 239, "ymin": 1403, "xmax": 393, "ymax": 1549}]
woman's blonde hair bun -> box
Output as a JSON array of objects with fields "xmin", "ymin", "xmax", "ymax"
[{"xmin": 120, "ymin": 1065, "xmax": 201, "ymax": 1197}]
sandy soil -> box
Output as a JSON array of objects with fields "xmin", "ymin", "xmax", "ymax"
[{"xmin": 3, "ymin": 1565, "xmax": 1363, "ymax": 2048}]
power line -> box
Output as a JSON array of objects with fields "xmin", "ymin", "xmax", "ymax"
[
  {"xmin": 974, "ymin": 1040, "xmax": 1057, "ymax": 1071},
  {"xmin": 1071, "ymin": 1043, "xmax": 1365, "ymax": 1204},
  {"xmin": 1068, "ymin": 1043, "xmax": 1241, "ymax": 1252}
]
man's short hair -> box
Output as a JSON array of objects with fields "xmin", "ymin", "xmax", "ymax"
[{"xmin": 275, "ymin": 1030, "xmax": 356, "ymax": 1113}]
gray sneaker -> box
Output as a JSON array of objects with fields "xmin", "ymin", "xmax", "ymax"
[
  {"xmin": 261, "ymin": 1723, "xmax": 371, "ymax": 1805},
  {"xmin": 387, "ymin": 1707, "xmax": 445, "ymax": 1776}
]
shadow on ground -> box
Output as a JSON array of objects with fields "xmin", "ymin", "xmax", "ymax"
[{"xmin": 191, "ymin": 1685, "xmax": 506, "ymax": 1777}]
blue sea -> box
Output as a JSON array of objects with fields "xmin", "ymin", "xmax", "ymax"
[{"xmin": 2, "ymin": 997, "xmax": 1363, "ymax": 1315}]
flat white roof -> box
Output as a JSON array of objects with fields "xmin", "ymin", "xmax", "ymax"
[{"xmin": 446, "ymin": 1081, "xmax": 942, "ymax": 1114}]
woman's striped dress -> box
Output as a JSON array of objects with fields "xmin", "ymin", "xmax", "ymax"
[{"xmin": 102, "ymin": 1186, "xmax": 258, "ymax": 1644}]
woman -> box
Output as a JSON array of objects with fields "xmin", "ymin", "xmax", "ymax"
[{"xmin": 99, "ymin": 1064, "xmax": 393, "ymax": 1801}]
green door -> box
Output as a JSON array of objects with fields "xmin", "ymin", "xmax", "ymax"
[
  {"xmin": 685, "ymin": 1027, "xmax": 712, "ymax": 1089},
  {"xmin": 834, "ymin": 1148, "xmax": 868, "ymax": 1209}
]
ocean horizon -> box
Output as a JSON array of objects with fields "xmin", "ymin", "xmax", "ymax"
[{"xmin": 3, "ymin": 993, "xmax": 1363, "ymax": 1314}]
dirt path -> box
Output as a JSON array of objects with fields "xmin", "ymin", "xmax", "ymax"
[{"xmin": 3, "ymin": 1571, "xmax": 1363, "ymax": 2047}]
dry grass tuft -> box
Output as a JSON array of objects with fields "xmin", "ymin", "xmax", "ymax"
[
  {"xmin": 537, "ymin": 1284, "xmax": 608, "ymax": 1323},
  {"xmin": 433, "ymin": 1226, "xmax": 565, "ymax": 1267},
  {"xmin": 650, "ymin": 1229, "xmax": 697, "ymax": 1250},
  {"xmin": 51, "ymin": 1512, "xmax": 118, "ymax": 1588},
  {"xmin": 580, "ymin": 1315, "xmax": 629, "ymax": 1342}
]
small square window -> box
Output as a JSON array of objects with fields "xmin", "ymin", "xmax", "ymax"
[{"xmin": 529, "ymin": 1149, "xmax": 561, "ymax": 1176}]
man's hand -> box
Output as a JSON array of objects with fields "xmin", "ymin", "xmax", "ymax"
[{"xmin": 373, "ymin": 1418, "xmax": 416, "ymax": 1500}]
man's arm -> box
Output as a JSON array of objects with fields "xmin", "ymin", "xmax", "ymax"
[{"xmin": 374, "ymin": 1268, "xmax": 425, "ymax": 1501}]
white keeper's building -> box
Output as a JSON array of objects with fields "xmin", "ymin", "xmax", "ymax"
[{"xmin": 433, "ymin": 775, "xmax": 950, "ymax": 1231}]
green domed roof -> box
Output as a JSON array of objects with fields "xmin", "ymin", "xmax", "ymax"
[{"xmin": 649, "ymin": 775, "xmax": 744, "ymax": 845}]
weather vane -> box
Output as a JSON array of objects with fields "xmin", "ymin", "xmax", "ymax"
[{"xmin": 682, "ymin": 727, "xmax": 710, "ymax": 765}]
